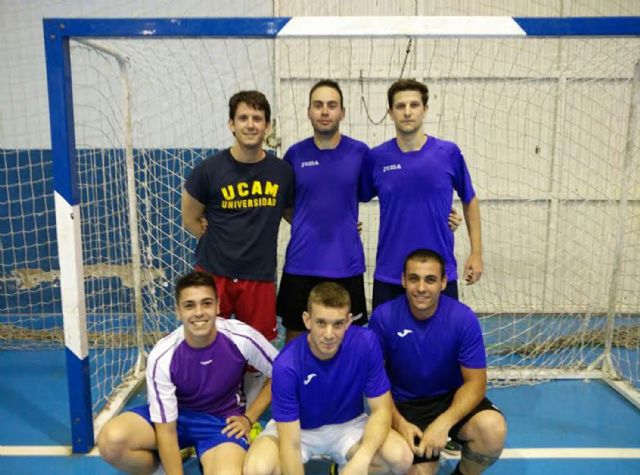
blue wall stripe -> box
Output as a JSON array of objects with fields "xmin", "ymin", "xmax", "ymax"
[
  {"xmin": 65, "ymin": 348, "xmax": 94, "ymax": 452},
  {"xmin": 515, "ymin": 16, "xmax": 640, "ymax": 37}
]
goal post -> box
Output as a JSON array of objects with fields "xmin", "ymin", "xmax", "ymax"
[{"xmin": 41, "ymin": 16, "xmax": 640, "ymax": 453}]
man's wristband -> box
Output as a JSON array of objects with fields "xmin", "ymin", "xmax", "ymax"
[{"xmin": 242, "ymin": 414, "xmax": 253, "ymax": 426}]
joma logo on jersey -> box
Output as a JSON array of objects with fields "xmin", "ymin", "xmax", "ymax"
[
  {"xmin": 303, "ymin": 373, "xmax": 317, "ymax": 385},
  {"xmin": 383, "ymin": 164, "xmax": 402, "ymax": 173},
  {"xmin": 301, "ymin": 160, "xmax": 320, "ymax": 168},
  {"xmin": 221, "ymin": 180, "xmax": 279, "ymax": 201}
]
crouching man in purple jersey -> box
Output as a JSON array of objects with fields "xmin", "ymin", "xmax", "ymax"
[
  {"xmin": 244, "ymin": 282, "xmax": 412, "ymax": 475},
  {"xmin": 98, "ymin": 272, "xmax": 277, "ymax": 475},
  {"xmin": 369, "ymin": 250, "xmax": 506, "ymax": 475}
]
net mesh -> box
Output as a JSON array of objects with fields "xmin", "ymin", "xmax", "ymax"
[{"xmin": 2, "ymin": 32, "xmax": 639, "ymax": 418}]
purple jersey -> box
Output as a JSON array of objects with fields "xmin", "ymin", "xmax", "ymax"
[
  {"xmin": 146, "ymin": 318, "xmax": 278, "ymax": 423},
  {"xmin": 368, "ymin": 294, "xmax": 486, "ymax": 402},
  {"xmin": 283, "ymin": 136, "xmax": 367, "ymax": 278},
  {"xmin": 271, "ymin": 325, "xmax": 389, "ymax": 429},
  {"xmin": 359, "ymin": 136, "xmax": 476, "ymax": 283}
]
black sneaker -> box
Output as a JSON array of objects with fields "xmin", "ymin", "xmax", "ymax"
[{"xmin": 328, "ymin": 462, "xmax": 339, "ymax": 475}]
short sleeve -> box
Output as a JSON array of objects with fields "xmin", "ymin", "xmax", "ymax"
[
  {"xmin": 451, "ymin": 145, "xmax": 476, "ymax": 204},
  {"xmin": 283, "ymin": 146, "xmax": 294, "ymax": 166},
  {"xmin": 146, "ymin": 352, "xmax": 178, "ymax": 423},
  {"xmin": 184, "ymin": 159, "xmax": 209, "ymax": 204},
  {"xmin": 224, "ymin": 319, "xmax": 278, "ymax": 378},
  {"xmin": 283, "ymin": 161, "xmax": 295, "ymax": 209},
  {"xmin": 458, "ymin": 310, "xmax": 487, "ymax": 369},
  {"xmin": 271, "ymin": 360, "xmax": 300, "ymax": 423},
  {"xmin": 367, "ymin": 309, "xmax": 387, "ymax": 360},
  {"xmin": 358, "ymin": 149, "xmax": 377, "ymax": 202},
  {"xmin": 364, "ymin": 331, "xmax": 391, "ymax": 399}
]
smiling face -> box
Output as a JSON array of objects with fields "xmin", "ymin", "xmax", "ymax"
[
  {"xmin": 303, "ymin": 302, "xmax": 351, "ymax": 360},
  {"xmin": 228, "ymin": 102, "xmax": 271, "ymax": 150},
  {"xmin": 402, "ymin": 258, "xmax": 447, "ymax": 320},
  {"xmin": 308, "ymin": 85, "xmax": 345, "ymax": 137},
  {"xmin": 389, "ymin": 89, "xmax": 427, "ymax": 137},
  {"xmin": 176, "ymin": 285, "xmax": 220, "ymax": 348}
]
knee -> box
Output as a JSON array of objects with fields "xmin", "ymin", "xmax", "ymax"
[
  {"xmin": 468, "ymin": 411, "xmax": 507, "ymax": 454},
  {"xmin": 389, "ymin": 442, "xmax": 414, "ymax": 474},
  {"xmin": 243, "ymin": 447, "xmax": 278, "ymax": 475},
  {"xmin": 243, "ymin": 455, "xmax": 266, "ymax": 475},
  {"xmin": 97, "ymin": 421, "xmax": 130, "ymax": 463},
  {"xmin": 382, "ymin": 434, "xmax": 414, "ymax": 474}
]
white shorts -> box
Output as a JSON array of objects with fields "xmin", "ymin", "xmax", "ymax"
[{"xmin": 260, "ymin": 413, "xmax": 368, "ymax": 466}]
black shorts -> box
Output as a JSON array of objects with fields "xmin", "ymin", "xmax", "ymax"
[
  {"xmin": 396, "ymin": 392, "xmax": 502, "ymax": 464},
  {"xmin": 276, "ymin": 272, "xmax": 368, "ymax": 331}
]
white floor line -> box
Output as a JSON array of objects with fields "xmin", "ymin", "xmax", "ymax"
[
  {"xmin": 2, "ymin": 445, "xmax": 640, "ymax": 459},
  {"xmin": 501, "ymin": 448, "xmax": 640, "ymax": 459},
  {"xmin": 442, "ymin": 448, "xmax": 640, "ymax": 460}
]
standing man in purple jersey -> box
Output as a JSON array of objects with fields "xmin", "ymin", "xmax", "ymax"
[
  {"xmin": 182, "ymin": 91, "xmax": 294, "ymax": 341},
  {"xmin": 277, "ymin": 80, "xmax": 370, "ymax": 343},
  {"xmin": 278, "ymin": 79, "xmax": 463, "ymax": 342},
  {"xmin": 98, "ymin": 272, "xmax": 278, "ymax": 475},
  {"xmin": 369, "ymin": 250, "xmax": 506, "ymax": 475},
  {"xmin": 360, "ymin": 79, "xmax": 483, "ymax": 309},
  {"xmin": 244, "ymin": 282, "xmax": 413, "ymax": 475}
]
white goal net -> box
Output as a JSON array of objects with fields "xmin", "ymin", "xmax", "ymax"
[{"xmin": 3, "ymin": 25, "xmax": 639, "ymax": 425}]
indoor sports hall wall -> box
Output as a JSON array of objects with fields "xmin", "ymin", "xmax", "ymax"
[{"xmin": 2, "ymin": 0, "xmax": 639, "ymax": 333}]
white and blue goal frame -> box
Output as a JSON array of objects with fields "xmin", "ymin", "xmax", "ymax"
[{"xmin": 43, "ymin": 16, "xmax": 640, "ymax": 453}]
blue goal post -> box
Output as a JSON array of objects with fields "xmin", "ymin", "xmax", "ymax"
[{"xmin": 42, "ymin": 16, "xmax": 640, "ymax": 453}]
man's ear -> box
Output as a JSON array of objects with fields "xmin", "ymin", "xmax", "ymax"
[
  {"xmin": 302, "ymin": 311, "xmax": 312, "ymax": 331},
  {"xmin": 346, "ymin": 312, "xmax": 353, "ymax": 329}
]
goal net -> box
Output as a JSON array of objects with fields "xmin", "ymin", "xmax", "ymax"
[{"xmin": 5, "ymin": 16, "xmax": 639, "ymax": 450}]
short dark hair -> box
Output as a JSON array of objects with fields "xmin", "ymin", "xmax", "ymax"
[
  {"xmin": 309, "ymin": 79, "xmax": 344, "ymax": 109},
  {"xmin": 307, "ymin": 282, "xmax": 351, "ymax": 312},
  {"xmin": 403, "ymin": 249, "xmax": 445, "ymax": 278},
  {"xmin": 387, "ymin": 79, "xmax": 429, "ymax": 109},
  {"xmin": 175, "ymin": 271, "xmax": 217, "ymax": 303},
  {"xmin": 229, "ymin": 90, "xmax": 271, "ymax": 123}
]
